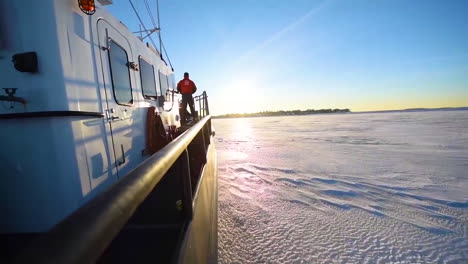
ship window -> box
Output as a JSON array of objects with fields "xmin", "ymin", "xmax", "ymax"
[
  {"xmin": 139, "ymin": 57, "xmax": 158, "ymax": 100},
  {"xmin": 108, "ymin": 40, "xmax": 133, "ymax": 105},
  {"xmin": 158, "ymin": 71, "xmax": 169, "ymax": 97},
  {"xmin": 168, "ymin": 74, "xmax": 176, "ymax": 90}
]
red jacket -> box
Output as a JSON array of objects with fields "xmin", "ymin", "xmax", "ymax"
[{"xmin": 177, "ymin": 78, "xmax": 197, "ymax": 94}]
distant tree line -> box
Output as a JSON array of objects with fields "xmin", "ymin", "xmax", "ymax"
[{"xmin": 213, "ymin": 108, "xmax": 351, "ymax": 119}]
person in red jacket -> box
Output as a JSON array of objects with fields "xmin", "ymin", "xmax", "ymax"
[{"xmin": 177, "ymin": 72, "xmax": 198, "ymax": 123}]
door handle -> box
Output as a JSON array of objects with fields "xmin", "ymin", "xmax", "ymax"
[
  {"xmin": 110, "ymin": 116, "xmax": 120, "ymax": 120},
  {"xmin": 118, "ymin": 144, "xmax": 126, "ymax": 166}
]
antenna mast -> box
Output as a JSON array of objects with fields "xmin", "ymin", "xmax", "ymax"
[
  {"xmin": 129, "ymin": 0, "xmax": 174, "ymax": 71},
  {"xmin": 156, "ymin": 0, "xmax": 162, "ymax": 59}
]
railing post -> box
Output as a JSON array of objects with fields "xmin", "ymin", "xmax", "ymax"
[
  {"xmin": 203, "ymin": 121, "xmax": 210, "ymax": 146},
  {"xmin": 202, "ymin": 94, "xmax": 205, "ymax": 117},
  {"xmin": 200, "ymin": 127, "xmax": 207, "ymax": 154},
  {"xmin": 180, "ymin": 149, "xmax": 193, "ymax": 220},
  {"xmin": 204, "ymin": 92, "xmax": 210, "ymax": 116},
  {"xmin": 198, "ymin": 96, "xmax": 202, "ymax": 119}
]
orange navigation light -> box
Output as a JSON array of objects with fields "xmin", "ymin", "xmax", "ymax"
[{"xmin": 78, "ymin": 0, "xmax": 96, "ymax": 15}]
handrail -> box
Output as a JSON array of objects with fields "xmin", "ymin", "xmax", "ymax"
[
  {"xmin": 15, "ymin": 115, "xmax": 213, "ymax": 264},
  {"xmin": 194, "ymin": 91, "xmax": 209, "ymax": 119}
]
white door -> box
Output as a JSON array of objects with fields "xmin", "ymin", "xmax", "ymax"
[{"xmin": 97, "ymin": 20, "xmax": 136, "ymax": 178}]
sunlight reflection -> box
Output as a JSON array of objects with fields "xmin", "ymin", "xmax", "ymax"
[
  {"xmin": 221, "ymin": 118, "xmax": 254, "ymax": 162},
  {"xmin": 232, "ymin": 118, "xmax": 253, "ymax": 139},
  {"xmin": 226, "ymin": 151, "xmax": 247, "ymax": 161}
]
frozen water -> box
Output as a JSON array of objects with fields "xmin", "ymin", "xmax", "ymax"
[{"xmin": 214, "ymin": 111, "xmax": 468, "ymax": 264}]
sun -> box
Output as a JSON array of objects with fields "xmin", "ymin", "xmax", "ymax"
[{"xmin": 221, "ymin": 77, "xmax": 264, "ymax": 114}]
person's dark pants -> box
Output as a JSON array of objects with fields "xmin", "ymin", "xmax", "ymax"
[{"xmin": 182, "ymin": 94, "xmax": 196, "ymax": 121}]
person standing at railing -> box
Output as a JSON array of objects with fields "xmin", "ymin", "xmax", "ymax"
[{"xmin": 177, "ymin": 72, "xmax": 198, "ymax": 123}]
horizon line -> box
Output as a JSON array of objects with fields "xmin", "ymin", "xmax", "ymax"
[{"xmin": 213, "ymin": 106, "xmax": 468, "ymax": 117}]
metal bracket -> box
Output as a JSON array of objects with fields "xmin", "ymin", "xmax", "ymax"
[
  {"xmin": 118, "ymin": 144, "xmax": 126, "ymax": 166},
  {"xmin": 128, "ymin": 62, "xmax": 139, "ymax": 71},
  {"xmin": 1, "ymin": 88, "xmax": 27, "ymax": 108}
]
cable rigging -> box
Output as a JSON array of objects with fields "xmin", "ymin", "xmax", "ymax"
[{"xmin": 128, "ymin": 0, "xmax": 173, "ymax": 71}]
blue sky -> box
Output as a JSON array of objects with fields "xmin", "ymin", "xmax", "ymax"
[{"xmin": 106, "ymin": 0, "xmax": 468, "ymax": 114}]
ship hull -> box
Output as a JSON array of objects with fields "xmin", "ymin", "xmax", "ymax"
[{"xmin": 178, "ymin": 141, "xmax": 218, "ymax": 264}]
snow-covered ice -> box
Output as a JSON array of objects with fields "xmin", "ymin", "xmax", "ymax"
[{"xmin": 214, "ymin": 111, "xmax": 468, "ymax": 264}]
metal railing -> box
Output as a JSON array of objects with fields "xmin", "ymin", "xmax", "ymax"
[
  {"xmin": 15, "ymin": 115, "xmax": 213, "ymax": 264},
  {"xmin": 194, "ymin": 91, "xmax": 210, "ymax": 120}
]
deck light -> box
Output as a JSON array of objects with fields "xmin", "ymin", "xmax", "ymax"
[{"xmin": 78, "ymin": 0, "xmax": 96, "ymax": 15}]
